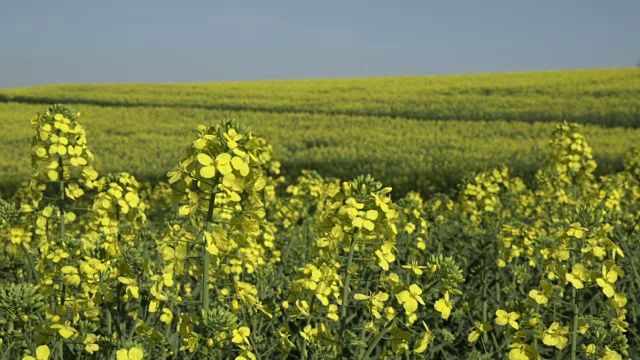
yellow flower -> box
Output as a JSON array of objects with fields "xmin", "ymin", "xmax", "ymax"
[
  {"xmin": 327, "ymin": 304, "xmax": 339, "ymax": 321},
  {"xmin": 606, "ymin": 293, "xmax": 627, "ymax": 309},
  {"xmin": 581, "ymin": 343, "xmax": 596, "ymax": 355},
  {"xmin": 542, "ymin": 322, "xmax": 569, "ymax": 350},
  {"xmin": 235, "ymin": 282, "xmax": 258, "ymax": 307},
  {"xmin": 609, "ymin": 309, "xmax": 629, "ymax": 331},
  {"xmin": 581, "ymin": 238, "xmax": 606, "ymax": 259},
  {"xmin": 407, "ymin": 313, "xmax": 418, "ymax": 325},
  {"xmin": 61, "ymin": 266, "xmax": 81, "ymax": 286},
  {"xmin": 216, "ymin": 152, "xmax": 234, "ymax": 175},
  {"xmin": 600, "ymin": 346, "xmax": 622, "ymax": 360},
  {"xmin": 224, "ymin": 128, "xmax": 243, "ymax": 149},
  {"xmin": 364, "ymin": 321, "xmax": 379, "ymax": 335},
  {"xmin": 231, "ymin": 155, "xmax": 250, "ymax": 177},
  {"xmin": 83, "ymin": 334, "xmax": 99, "ymax": 354},
  {"xmin": 529, "ymin": 280, "xmax": 552, "ymax": 306},
  {"xmin": 566, "ymin": 222, "xmax": 587, "ymax": 238},
  {"xmin": 160, "ymin": 307, "xmax": 173, "ymax": 324},
  {"xmin": 508, "ymin": 342, "xmax": 540, "ymax": 360},
  {"xmin": 434, "ymin": 291, "xmax": 454, "ymax": 320},
  {"xmin": 277, "ymin": 324, "xmax": 295, "ymax": 353},
  {"xmin": 596, "ymin": 261, "xmax": 623, "ymax": 298},
  {"xmin": 414, "ymin": 322, "xmax": 435, "ymax": 353},
  {"xmin": 118, "ymin": 277, "xmax": 140, "ymax": 299},
  {"xmin": 51, "ymin": 322, "xmax": 77, "ymax": 339},
  {"xmin": 235, "ymin": 348, "xmax": 257, "ymax": 360},
  {"xmin": 180, "ymin": 333, "xmax": 200, "ymax": 353},
  {"xmin": 116, "ymin": 347, "xmax": 144, "ymax": 360},
  {"xmin": 47, "ymin": 249, "xmax": 70, "ymax": 263},
  {"xmin": 23, "ymin": 345, "xmax": 51, "ymax": 360},
  {"xmin": 196, "ymin": 153, "xmax": 217, "ymax": 178},
  {"xmin": 577, "ymin": 319, "xmax": 589, "ymax": 334},
  {"xmin": 384, "ymin": 306, "xmax": 397, "ymax": 322},
  {"xmin": 565, "ymin": 263, "xmax": 590, "ymax": 289},
  {"xmin": 402, "ymin": 260, "xmax": 427, "ymax": 275},
  {"xmin": 389, "ymin": 325, "xmax": 411, "ymax": 354},
  {"xmin": 10, "ymin": 228, "xmax": 29, "ymax": 245},
  {"xmin": 495, "ymin": 309, "xmax": 520, "ymax": 330},
  {"xmin": 295, "ymin": 300, "xmax": 310, "ymax": 317},
  {"xmin": 396, "ymin": 284, "xmax": 425, "ymax": 314},
  {"xmin": 374, "ymin": 242, "xmax": 396, "ymax": 271},
  {"xmin": 79, "ymin": 257, "xmax": 108, "ymax": 276},
  {"xmin": 352, "ymin": 209, "xmax": 378, "ymax": 231},
  {"xmin": 340, "ymin": 197, "xmax": 364, "ymax": 219},
  {"xmin": 468, "ymin": 321, "xmax": 493, "ymax": 343},
  {"xmin": 231, "ymin": 326, "xmax": 251, "ymax": 345},
  {"xmin": 300, "ymin": 324, "xmax": 318, "ymax": 342},
  {"xmin": 354, "ymin": 291, "xmax": 388, "ymax": 319},
  {"xmin": 49, "ymin": 134, "xmax": 69, "ymax": 155}
]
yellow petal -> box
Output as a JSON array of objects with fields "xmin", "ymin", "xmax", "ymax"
[
  {"xmin": 128, "ymin": 347, "xmax": 144, "ymax": 360},
  {"xmin": 116, "ymin": 349, "xmax": 129, "ymax": 360},
  {"xmin": 36, "ymin": 345, "xmax": 51, "ymax": 360},
  {"xmin": 200, "ymin": 166, "xmax": 216, "ymax": 179},
  {"xmin": 196, "ymin": 153, "xmax": 214, "ymax": 165}
]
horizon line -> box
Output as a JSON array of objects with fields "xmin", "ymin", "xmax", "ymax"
[{"xmin": 1, "ymin": 66, "xmax": 636, "ymax": 91}]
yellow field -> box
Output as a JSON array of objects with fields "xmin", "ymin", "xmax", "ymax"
[{"xmin": 0, "ymin": 68, "xmax": 638, "ymax": 196}]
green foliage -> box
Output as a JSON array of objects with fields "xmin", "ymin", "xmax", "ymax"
[
  {"xmin": 0, "ymin": 101, "xmax": 639, "ymax": 198},
  {"xmin": 1, "ymin": 68, "xmax": 640, "ymax": 198},
  {"xmin": 2, "ymin": 104, "xmax": 640, "ymax": 360},
  {"xmin": 2, "ymin": 68, "xmax": 639, "ymax": 126}
]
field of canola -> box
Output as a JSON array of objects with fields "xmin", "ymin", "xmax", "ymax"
[
  {"xmin": 0, "ymin": 102, "xmax": 639, "ymax": 359},
  {"xmin": 1, "ymin": 68, "xmax": 640, "ymax": 197}
]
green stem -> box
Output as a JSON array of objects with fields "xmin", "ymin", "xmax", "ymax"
[
  {"xmin": 490, "ymin": 332, "xmax": 499, "ymax": 353},
  {"xmin": 20, "ymin": 243, "xmax": 40, "ymax": 284},
  {"xmin": 570, "ymin": 286, "xmax": 579, "ymax": 360},
  {"xmin": 617, "ymin": 232, "xmax": 640, "ymax": 292},
  {"xmin": 57, "ymin": 156, "xmax": 66, "ymax": 307},
  {"xmin": 300, "ymin": 296, "xmax": 317, "ymax": 359},
  {"xmin": 99, "ymin": 274, "xmax": 123, "ymax": 339},
  {"xmin": 57, "ymin": 156, "xmax": 65, "ymax": 243},
  {"xmin": 360, "ymin": 320, "xmax": 393, "ymax": 360},
  {"xmin": 481, "ymin": 258, "xmax": 489, "ymax": 348},
  {"xmin": 60, "ymin": 284, "xmax": 66, "ymax": 306},
  {"xmin": 248, "ymin": 336, "xmax": 262, "ymax": 360},
  {"xmin": 627, "ymin": 326, "xmax": 640, "ymax": 342},
  {"xmin": 202, "ymin": 192, "xmax": 217, "ymax": 312},
  {"xmin": 553, "ymin": 301, "xmax": 561, "ymax": 360},
  {"xmin": 533, "ymin": 305, "xmax": 539, "ymax": 351},
  {"xmin": 492, "ymin": 333, "xmax": 511, "ymax": 355},
  {"xmin": 304, "ymin": 222, "xmax": 310, "ymax": 262},
  {"xmin": 22, "ymin": 330, "xmax": 36, "ymax": 357},
  {"xmin": 340, "ymin": 232, "xmax": 358, "ymax": 330},
  {"xmin": 55, "ymin": 341, "xmax": 63, "ymax": 360}
]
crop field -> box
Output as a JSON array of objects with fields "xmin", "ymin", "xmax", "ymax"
[
  {"xmin": 1, "ymin": 68, "xmax": 639, "ymax": 126},
  {"xmin": 0, "ymin": 69, "xmax": 639, "ymax": 359},
  {"xmin": 1, "ymin": 68, "xmax": 640, "ymax": 197}
]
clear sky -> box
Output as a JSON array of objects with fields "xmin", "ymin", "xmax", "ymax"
[{"xmin": 1, "ymin": 0, "xmax": 639, "ymax": 88}]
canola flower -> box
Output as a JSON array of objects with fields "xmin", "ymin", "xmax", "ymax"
[{"xmin": 0, "ymin": 107, "xmax": 636, "ymax": 359}]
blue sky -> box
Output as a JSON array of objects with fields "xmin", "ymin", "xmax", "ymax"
[{"xmin": 1, "ymin": 0, "xmax": 639, "ymax": 88}]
